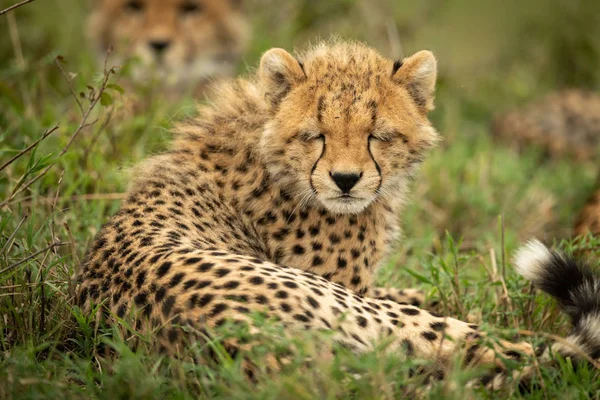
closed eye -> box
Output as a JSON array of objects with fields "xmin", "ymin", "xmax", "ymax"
[
  {"xmin": 125, "ymin": 0, "xmax": 144, "ymax": 12},
  {"xmin": 180, "ymin": 1, "xmax": 202, "ymax": 14},
  {"xmin": 369, "ymin": 133, "xmax": 393, "ymax": 143},
  {"xmin": 369, "ymin": 131, "xmax": 408, "ymax": 143},
  {"xmin": 299, "ymin": 132, "xmax": 325, "ymax": 142}
]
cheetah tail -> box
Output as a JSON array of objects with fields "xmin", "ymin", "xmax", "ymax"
[{"xmin": 514, "ymin": 239, "xmax": 600, "ymax": 359}]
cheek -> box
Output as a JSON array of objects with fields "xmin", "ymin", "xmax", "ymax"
[
  {"xmin": 112, "ymin": 17, "xmax": 144, "ymax": 46},
  {"xmin": 371, "ymin": 143, "xmax": 408, "ymax": 173},
  {"xmin": 183, "ymin": 18, "xmax": 218, "ymax": 48},
  {"xmin": 286, "ymin": 142, "xmax": 322, "ymax": 175}
]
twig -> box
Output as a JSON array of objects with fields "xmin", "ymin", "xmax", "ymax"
[
  {"xmin": 18, "ymin": 192, "xmax": 126, "ymax": 207},
  {"xmin": 63, "ymin": 222, "xmax": 81, "ymax": 267},
  {"xmin": 55, "ymin": 58, "xmax": 84, "ymax": 115},
  {"xmin": 0, "ymin": 0, "xmax": 36, "ymax": 16},
  {"xmin": 0, "ymin": 216, "xmax": 27, "ymax": 255},
  {"xmin": 82, "ymin": 108, "xmax": 114, "ymax": 165},
  {"xmin": 0, "ymin": 242, "xmax": 67, "ymax": 276},
  {"xmin": 0, "ymin": 125, "xmax": 59, "ymax": 173}
]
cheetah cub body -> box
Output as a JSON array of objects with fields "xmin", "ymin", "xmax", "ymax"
[{"xmin": 78, "ymin": 41, "xmax": 600, "ymax": 386}]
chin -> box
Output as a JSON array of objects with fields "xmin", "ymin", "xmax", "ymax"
[{"xmin": 320, "ymin": 196, "xmax": 374, "ymax": 215}]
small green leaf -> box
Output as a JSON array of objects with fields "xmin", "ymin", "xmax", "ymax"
[
  {"xmin": 107, "ymin": 83, "xmax": 125, "ymax": 95},
  {"xmin": 100, "ymin": 92, "xmax": 113, "ymax": 107}
]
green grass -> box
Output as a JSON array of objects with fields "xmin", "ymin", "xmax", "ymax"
[{"xmin": 1, "ymin": 0, "xmax": 600, "ymax": 398}]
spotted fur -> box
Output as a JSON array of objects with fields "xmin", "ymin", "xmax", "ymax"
[{"xmin": 77, "ymin": 40, "xmax": 600, "ymax": 389}]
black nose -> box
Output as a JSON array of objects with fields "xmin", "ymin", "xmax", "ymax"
[
  {"xmin": 331, "ymin": 172, "xmax": 362, "ymax": 194},
  {"xmin": 149, "ymin": 40, "xmax": 171, "ymax": 53}
]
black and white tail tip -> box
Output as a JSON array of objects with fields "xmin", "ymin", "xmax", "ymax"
[{"xmin": 514, "ymin": 239, "xmax": 600, "ymax": 359}]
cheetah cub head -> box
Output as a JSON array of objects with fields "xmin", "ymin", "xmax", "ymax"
[{"xmin": 259, "ymin": 41, "xmax": 440, "ymax": 214}]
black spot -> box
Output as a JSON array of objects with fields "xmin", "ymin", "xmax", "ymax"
[
  {"xmin": 224, "ymin": 281, "xmax": 240, "ymax": 289},
  {"xmin": 255, "ymin": 295, "xmax": 269, "ymax": 304},
  {"xmin": 197, "ymin": 262, "xmax": 214, "ymax": 272},
  {"xmin": 155, "ymin": 287, "xmax": 167, "ymax": 302},
  {"xmin": 275, "ymin": 290, "xmax": 288, "ymax": 299},
  {"xmin": 465, "ymin": 343, "xmax": 481, "ymax": 365},
  {"xmin": 430, "ymin": 322, "xmax": 447, "ymax": 332},
  {"xmin": 196, "ymin": 280, "xmax": 211, "ymax": 289},
  {"xmin": 357, "ymin": 316, "xmax": 368, "ymax": 328},
  {"xmin": 168, "ymin": 328, "xmax": 179, "ymax": 343},
  {"xmin": 294, "ymin": 314, "xmax": 310, "ymax": 322},
  {"xmin": 402, "ymin": 339, "xmax": 414, "ymax": 355},
  {"xmin": 198, "ymin": 293, "xmax": 214, "ymax": 307},
  {"xmin": 184, "ymin": 257, "xmax": 203, "ymax": 265},
  {"xmin": 215, "ymin": 268, "xmax": 231, "ymax": 278},
  {"xmin": 183, "ymin": 279, "xmax": 198, "ymax": 290},
  {"xmin": 306, "ymin": 296, "xmax": 320, "ymax": 309},
  {"xmin": 312, "ymin": 256, "xmax": 324, "ymax": 266},
  {"xmin": 283, "ymin": 281, "xmax": 298, "ymax": 289},
  {"xmin": 117, "ymin": 304, "xmax": 127, "ymax": 318},
  {"xmin": 280, "ymin": 303, "xmax": 291, "ymax": 312},
  {"xmin": 156, "ymin": 262, "xmax": 172, "ymax": 277},
  {"xmin": 210, "ymin": 303, "xmax": 228, "ymax": 317},
  {"xmin": 249, "ymin": 276, "xmax": 264, "ymax": 285},
  {"xmin": 337, "ymin": 258, "xmax": 347, "ymax": 269},
  {"xmin": 401, "ymin": 308, "xmax": 420, "ymax": 316},
  {"xmin": 162, "ymin": 296, "xmax": 176, "ymax": 317},
  {"xmin": 135, "ymin": 271, "xmax": 147, "ymax": 288},
  {"xmin": 134, "ymin": 292, "xmax": 147, "ymax": 305},
  {"xmin": 421, "ymin": 331, "xmax": 437, "ymax": 341},
  {"xmin": 504, "ymin": 350, "xmax": 522, "ymax": 360},
  {"xmin": 169, "ymin": 272, "xmax": 185, "ymax": 288},
  {"xmin": 292, "ymin": 245, "xmax": 305, "ymax": 255}
]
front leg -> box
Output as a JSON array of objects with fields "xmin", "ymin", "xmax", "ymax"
[{"xmin": 369, "ymin": 287, "xmax": 426, "ymax": 307}]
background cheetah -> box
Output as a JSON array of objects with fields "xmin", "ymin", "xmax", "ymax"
[
  {"xmin": 491, "ymin": 89, "xmax": 600, "ymax": 162},
  {"xmin": 88, "ymin": 0, "xmax": 251, "ymax": 89},
  {"xmin": 76, "ymin": 41, "xmax": 600, "ymax": 389},
  {"xmin": 492, "ymin": 90, "xmax": 600, "ymax": 240}
]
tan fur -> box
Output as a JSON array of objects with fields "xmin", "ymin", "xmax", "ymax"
[
  {"xmin": 492, "ymin": 89, "xmax": 600, "ymax": 161},
  {"xmin": 76, "ymin": 40, "xmax": 591, "ymax": 389},
  {"xmin": 88, "ymin": 0, "xmax": 250, "ymax": 87}
]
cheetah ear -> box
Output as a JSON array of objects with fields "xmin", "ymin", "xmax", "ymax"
[
  {"xmin": 391, "ymin": 50, "xmax": 437, "ymax": 113},
  {"xmin": 259, "ymin": 48, "xmax": 306, "ymax": 108}
]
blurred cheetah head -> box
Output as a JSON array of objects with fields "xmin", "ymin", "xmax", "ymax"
[{"xmin": 88, "ymin": 0, "xmax": 250, "ymax": 86}]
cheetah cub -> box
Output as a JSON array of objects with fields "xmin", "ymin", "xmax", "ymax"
[{"xmin": 77, "ymin": 40, "xmax": 600, "ymax": 388}]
